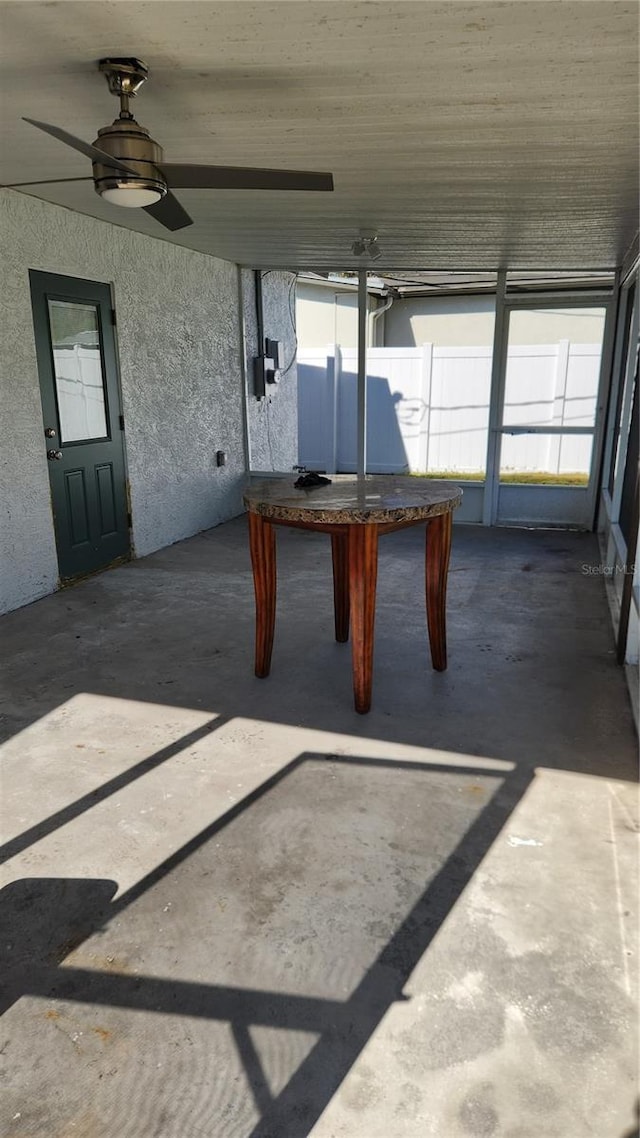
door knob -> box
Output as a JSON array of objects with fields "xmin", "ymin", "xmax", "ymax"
[
  {"xmin": 44, "ymin": 427, "xmax": 56, "ymax": 438},
  {"xmin": 47, "ymin": 449, "xmax": 63, "ymax": 461}
]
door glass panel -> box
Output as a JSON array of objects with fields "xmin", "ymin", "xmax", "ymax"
[
  {"xmin": 48, "ymin": 299, "xmax": 108, "ymax": 442},
  {"xmin": 503, "ymin": 307, "xmax": 606, "ymax": 429},
  {"xmin": 499, "ymin": 432, "xmax": 594, "ymax": 486}
]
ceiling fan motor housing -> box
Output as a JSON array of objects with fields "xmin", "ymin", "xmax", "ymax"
[{"xmin": 91, "ymin": 117, "xmax": 167, "ymax": 200}]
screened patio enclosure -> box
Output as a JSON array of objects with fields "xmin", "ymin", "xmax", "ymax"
[
  {"xmin": 297, "ymin": 269, "xmax": 626, "ymax": 530},
  {"xmin": 297, "ymin": 260, "xmax": 639, "ymax": 675}
]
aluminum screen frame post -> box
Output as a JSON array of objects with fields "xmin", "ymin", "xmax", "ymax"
[
  {"xmin": 482, "ymin": 268, "xmax": 508, "ymax": 525},
  {"xmin": 357, "ymin": 268, "xmax": 368, "ymax": 476}
]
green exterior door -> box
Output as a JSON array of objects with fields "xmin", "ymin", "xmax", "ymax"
[{"xmin": 30, "ymin": 271, "xmax": 131, "ymax": 581}]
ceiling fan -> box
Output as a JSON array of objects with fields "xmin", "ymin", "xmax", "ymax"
[{"xmin": 13, "ymin": 58, "xmax": 334, "ymax": 232}]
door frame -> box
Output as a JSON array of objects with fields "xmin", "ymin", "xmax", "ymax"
[
  {"xmin": 482, "ymin": 284, "xmax": 617, "ymax": 528},
  {"xmin": 596, "ymin": 260, "xmax": 639, "ymax": 665},
  {"xmin": 30, "ymin": 269, "xmax": 132, "ymax": 581}
]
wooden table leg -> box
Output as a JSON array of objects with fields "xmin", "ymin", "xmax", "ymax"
[
  {"xmin": 248, "ymin": 511, "xmax": 276, "ymax": 677},
  {"xmin": 425, "ymin": 511, "xmax": 452, "ymax": 671},
  {"xmin": 348, "ymin": 523, "xmax": 378, "ymax": 713},
  {"xmin": 331, "ymin": 532, "xmax": 350, "ymax": 642}
]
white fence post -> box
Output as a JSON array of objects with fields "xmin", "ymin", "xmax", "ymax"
[
  {"xmin": 327, "ymin": 343, "xmax": 340, "ymax": 473},
  {"xmin": 418, "ymin": 343, "xmax": 433, "ymax": 473}
]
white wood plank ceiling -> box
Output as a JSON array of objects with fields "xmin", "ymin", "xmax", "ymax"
[{"xmin": 1, "ymin": 1, "xmax": 637, "ymax": 270}]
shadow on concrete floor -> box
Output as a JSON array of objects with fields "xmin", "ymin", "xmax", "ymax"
[{"xmin": 2, "ymin": 752, "xmax": 532, "ymax": 1136}]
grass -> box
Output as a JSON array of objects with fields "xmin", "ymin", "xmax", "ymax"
[{"xmin": 412, "ymin": 470, "xmax": 589, "ymax": 487}]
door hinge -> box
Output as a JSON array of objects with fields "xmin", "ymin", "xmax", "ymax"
[
  {"xmin": 119, "ymin": 414, "xmax": 125, "ymax": 431},
  {"xmin": 110, "ymin": 308, "xmax": 117, "ymax": 327},
  {"xmin": 127, "ymin": 511, "xmax": 132, "ymax": 528}
]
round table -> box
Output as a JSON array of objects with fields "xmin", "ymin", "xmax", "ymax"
[{"xmin": 243, "ymin": 475, "xmax": 462, "ymax": 713}]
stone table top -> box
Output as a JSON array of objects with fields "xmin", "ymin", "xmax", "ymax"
[{"xmin": 243, "ymin": 474, "xmax": 463, "ymax": 524}]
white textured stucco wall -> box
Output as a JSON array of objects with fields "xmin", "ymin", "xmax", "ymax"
[
  {"xmin": 0, "ymin": 190, "xmax": 291, "ymax": 614},
  {"xmin": 296, "ymin": 283, "xmax": 370, "ymax": 350},
  {"xmin": 242, "ymin": 269, "xmax": 298, "ymax": 471},
  {"xmin": 385, "ymin": 296, "xmax": 606, "ymax": 348},
  {"xmin": 384, "ymin": 295, "xmax": 497, "ymax": 348},
  {"xmin": 297, "ymin": 285, "xmax": 607, "ymax": 350}
]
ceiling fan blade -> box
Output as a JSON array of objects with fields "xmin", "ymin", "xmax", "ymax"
[
  {"xmin": 161, "ymin": 163, "xmax": 334, "ymax": 192},
  {"xmin": 143, "ymin": 190, "xmax": 193, "ymax": 231},
  {"xmin": 2, "ymin": 176, "xmax": 94, "ymax": 188},
  {"xmin": 22, "ymin": 118, "xmax": 141, "ymax": 177}
]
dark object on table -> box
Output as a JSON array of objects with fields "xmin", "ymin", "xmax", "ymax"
[{"xmin": 294, "ymin": 472, "xmax": 332, "ymax": 488}]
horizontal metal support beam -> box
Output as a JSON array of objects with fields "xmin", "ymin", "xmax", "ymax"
[
  {"xmin": 493, "ymin": 426, "xmax": 595, "ymax": 436},
  {"xmin": 504, "ymin": 291, "xmax": 613, "ymax": 307}
]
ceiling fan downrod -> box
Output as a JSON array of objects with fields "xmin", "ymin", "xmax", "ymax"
[{"xmin": 99, "ymin": 57, "xmax": 151, "ymax": 121}]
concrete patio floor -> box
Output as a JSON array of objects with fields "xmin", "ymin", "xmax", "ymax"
[{"xmin": 1, "ymin": 518, "xmax": 638, "ymax": 1138}]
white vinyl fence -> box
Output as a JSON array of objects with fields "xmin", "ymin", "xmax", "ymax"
[
  {"xmin": 298, "ymin": 343, "xmax": 602, "ymax": 475},
  {"xmin": 53, "ymin": 346, "xmax": 107, "ymax": 442}
]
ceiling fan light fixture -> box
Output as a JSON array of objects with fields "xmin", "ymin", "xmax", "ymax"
[
  {"xmin": 91, "ymin": 116, "xmax": 168, "ymax": 208},
  {"xmin": 100, "ymin": 183, "xmax": 163, "ymax": 208}
]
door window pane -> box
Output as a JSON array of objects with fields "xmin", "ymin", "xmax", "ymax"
[
  {"xmin": 48, "ymin": 300, "xmax": 108, "ymax": 442},
  {"xmin": 503, "ymin": 307, "xmax": 606, "ymax": 429},
  {"xmin": 499, "ymin": 432, "xmax": 594, "ymax": 486}
]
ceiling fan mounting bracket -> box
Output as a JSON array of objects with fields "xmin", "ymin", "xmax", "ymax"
[{"xmin": 98, "ymin": 58, "xmax": 149, "ymax": 99}]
